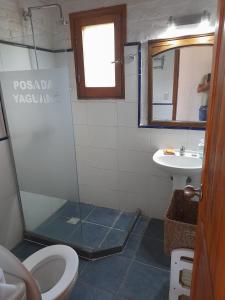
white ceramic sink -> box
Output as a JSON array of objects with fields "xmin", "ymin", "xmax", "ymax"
[{"xmin": 153, "ymin": 149, "xmax": 202, "ymax": 176}]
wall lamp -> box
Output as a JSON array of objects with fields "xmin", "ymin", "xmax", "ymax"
[
  {"xmin": 168, "ymin": 10, "xmax": 211, "ymax": 29},
  {"xmin": 165, "ymin": 10, "xmax": 213, "ymax": 36}
]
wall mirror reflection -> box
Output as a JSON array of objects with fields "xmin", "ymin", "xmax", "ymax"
[{"xmin": 148, "ymin": 34, "xmax": 214, "ymax": 129}]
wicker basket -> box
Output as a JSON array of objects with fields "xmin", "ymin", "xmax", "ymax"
[{"xmin": 164, "ymin": 190, "xmax": 199, "ymax": 256}]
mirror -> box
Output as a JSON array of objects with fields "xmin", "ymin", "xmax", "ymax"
[{"xmin": 148, "ymin": 34, "xmax": 214, "ymax": 129}]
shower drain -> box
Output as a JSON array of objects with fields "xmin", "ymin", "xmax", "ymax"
[{"xmin": 66, "ymin": 217, "xmax": 80, "ymax": 225}]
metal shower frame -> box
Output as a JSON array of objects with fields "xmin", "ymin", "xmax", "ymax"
[{"xmin": 23, "ymin": 3, "xmax": 67, "ymax": 69}]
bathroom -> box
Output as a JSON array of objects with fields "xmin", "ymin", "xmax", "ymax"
[{"xmin": 0, "ymin": 0, "xmax": 225, "ymax": 299}]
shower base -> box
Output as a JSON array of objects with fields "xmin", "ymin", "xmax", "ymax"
[{"xmin": 25, "ymin": 201, "xmax": 140, "ymax": 259}]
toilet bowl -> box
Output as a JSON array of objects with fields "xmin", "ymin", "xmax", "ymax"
[{"xmin": 0, "ymin": 244, "xmax": 79, "ymax": 300}]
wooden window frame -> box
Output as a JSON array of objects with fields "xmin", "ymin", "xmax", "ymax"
[
  {"xmin": 69, "ymin": 5, "xmax": 127, "ymax": 99},
  {"xmin": 172, "ymin": 49, "xmax": 180, "ymax": 121}
]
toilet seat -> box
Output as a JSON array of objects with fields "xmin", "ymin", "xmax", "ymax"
[{"xmin": 23, "ymin": 245, "xmax": 79, "ymax": 300}]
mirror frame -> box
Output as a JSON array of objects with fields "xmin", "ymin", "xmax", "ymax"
[{"xmin": 148, "ymin": 33, "xmax": 214, "ymax": 129}]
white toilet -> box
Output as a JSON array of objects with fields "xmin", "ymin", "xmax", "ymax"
[{"xmin": 0, "ymin": 244, "xmax": 79, "ymax": 300}]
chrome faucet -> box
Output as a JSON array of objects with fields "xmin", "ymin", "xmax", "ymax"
[{"xmin": 180, "ymin": 146, "xmax": 185, "ymax": 156}]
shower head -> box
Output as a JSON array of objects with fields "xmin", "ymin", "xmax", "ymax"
[
  {"xmin": 23, "ymin": 9, "xmax": 31, "ymax": 21},
  {"xmin": 57, "ymin": 17, "xmax": 69, "ymax": 26},
  {"xmin": 23, "ymin": 3, "xmax": 67, "ymax": 25}
]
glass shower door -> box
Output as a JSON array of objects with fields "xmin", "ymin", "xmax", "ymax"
[
  {"xmin": 0, "ymin": 67, "xmax": 80, "ymax": 242},
  {"xmin": 0, "ymin": 6, "xmax": 140, "ymax": 258}
]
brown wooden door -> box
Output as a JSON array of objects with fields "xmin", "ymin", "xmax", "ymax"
[{"xmin": 191, "ymin": 0, "xmax": 225, "ymax": 299}]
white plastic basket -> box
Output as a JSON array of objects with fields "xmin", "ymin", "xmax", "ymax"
[{"xmin": 169, "ymin": 248, "xmax": 194, "ymax": 300}]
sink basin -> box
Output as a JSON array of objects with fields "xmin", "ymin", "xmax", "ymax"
[{"xmin": 153, "ymin": 149, "xmax": 202, "ymax": 176}]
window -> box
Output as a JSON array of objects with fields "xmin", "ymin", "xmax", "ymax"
[{"xmin": 70, "ymin": 5, "xmax": 127, "ymax": 99}]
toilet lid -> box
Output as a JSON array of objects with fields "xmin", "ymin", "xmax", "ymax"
[{"xmin": 23, "ymin": 245, "xmax": 79, "ymax": 300}]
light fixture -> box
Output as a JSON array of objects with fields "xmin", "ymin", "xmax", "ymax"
[
  {"xmin": 198, "ymin": 10, "xmax": 211, "ymax": 28},
  {"xmin": 167, "ymin": 11, "xmax": 211, "ymax": 27},
  {"xmin": 164, "ymin": 11, "xmax": 213, "ymax": 37},
  {"xmin": 166, "ymin": 16, "xmax": 176, "ymax": 36},
  {"xmin": 168, "ymin": 16, "xmax": 176, "ymax": 29},
  {"xmin": 196, "ymin": 10, "xmax": 214, "ymax": 33}
]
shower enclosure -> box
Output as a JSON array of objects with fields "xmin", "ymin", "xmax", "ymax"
[{"xmin": 0, "ymin": 4, "xmax": 139, "ymax": 259}]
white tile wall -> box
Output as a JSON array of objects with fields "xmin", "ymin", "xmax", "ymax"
[
  {"xmin": 72, "ymin": 102, "xmax": 88, "ymax": 125},
  {"xmin": 62, "ymin": 43, "xmax": 205, "ymax": 218},
  {"xmin": 47, "ymin": 0, "xmax": 215, "ymax": 218},
  {"xmin": 79, "ymin": 183, "xmax": 120, "ymax": 209},
  {"xmin": 117, "ymin": 127, "xmax": 150, "ymax": 152},
  {"xmin": 88, "ymin": 126, "xmax": 118, "ymax": 149},
  {"xmin": 0, "ymin": 0, "xmax": 56, "ymax": 49},
  {"xmin": 0, "ymin": 0, "xmax": 215, "ymax": 230},
  {"xmin": 87, "ymin": 148, "xmax": 118, "ymax": 170},
  {"xmin": 117, "ymin": 102, "xmax": 137, "ymax": 127},
  {"xmin": 87, "ymin": 102, "xmax": 118, "ymax": 126}
]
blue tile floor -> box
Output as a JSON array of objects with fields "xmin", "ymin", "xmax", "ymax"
[
  {"xmin": 13, "ymin": 217, "xmax": 170, "ymax": 300},
  {"xmin": 33, "ymin": 202, "xmax": 138, "ymax": 253}
]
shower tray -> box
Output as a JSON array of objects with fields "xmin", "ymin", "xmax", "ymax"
[{"xmin": 24, "ymin": 201, "xmax": 140, "ymax": 259}]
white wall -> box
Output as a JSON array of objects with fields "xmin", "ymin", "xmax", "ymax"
[
  {"xmin": 0, "ymin": 0, "xmax": 55, "ymax": 49},
  {"xmin": 176, "ymin": 46, "xmax": 213, "ymax": 121},
  {"xmin": 153, "ymin": 50, "xmax": 175, "ymax": 104},
  {"xmin": 0, "ymin": 0, "xmax": 217, "ymax": 245},
  {"xmin": 152, "ymin": 50, "xmax": 175, "ymax": 120},
  {"xmin": 55, "ymin": 46, "xmax": 205, "ymax": 218},
  {"xmin": 54, "ymin": 0, "xmax": 216, "ymax": 49},
  {"xmin": 82, "ymin": 56, "xmax": 204, "ymax": 216},
  {"xmin": 53, "ymin": 0, "xmax": 216, "ymax": 218}
]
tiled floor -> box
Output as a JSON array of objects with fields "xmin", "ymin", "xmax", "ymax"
[
  {"xmin": 13, "ymin": 217, "xmax": 170, "ymax": 300},
  {"xmin": 33, "ymin": 202, "xmax": 138, "ymax": 254}
]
